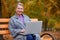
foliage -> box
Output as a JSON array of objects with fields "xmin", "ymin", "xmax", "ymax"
[{"xmin": 1, "ymin": 0, "xmax": 60, "ymax": 31}]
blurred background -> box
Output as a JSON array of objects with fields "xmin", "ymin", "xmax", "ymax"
[
  {"xmin": 1, "ymin": 0, "xmax": 60, "ymax": 32},
  {"xmin": 0, "ymin": 0, "xmax": 60, "ymax": 40}
]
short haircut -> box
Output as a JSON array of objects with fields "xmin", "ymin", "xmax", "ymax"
[{"xmin": 16, "ymin": 3, "xmax": 24, "ymax": 8}]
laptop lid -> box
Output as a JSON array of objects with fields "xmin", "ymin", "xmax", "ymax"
[{"xmin": 24, "ymin": 21, "xmax": 42, "ymax": 34}]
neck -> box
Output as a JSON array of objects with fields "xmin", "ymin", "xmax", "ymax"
[{"xmin": 17, "ymin": 14, "xmax": 23, "ymax": 17}]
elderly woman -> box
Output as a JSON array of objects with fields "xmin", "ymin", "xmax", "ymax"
[{"xmin": 9, "ymin": 3, "xmax": 41, "ymax": 40}]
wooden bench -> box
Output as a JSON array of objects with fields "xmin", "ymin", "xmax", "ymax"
[{"xmin": 0, "ymin": 18, "xmax": 38, "ymax": 35}]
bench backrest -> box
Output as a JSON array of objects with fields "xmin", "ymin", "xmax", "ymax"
[
  {"xmin": 0, "ymin": 18, "xmax": 10, "ymax": 34},
  {"xmin": 0, "ymin": 18, "xmax": 38, "ymax": 35}
]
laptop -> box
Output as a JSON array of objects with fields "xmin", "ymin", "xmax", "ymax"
[{"xmin": 24, "ymin": 21, "xmax": 42, "ymax": 35}]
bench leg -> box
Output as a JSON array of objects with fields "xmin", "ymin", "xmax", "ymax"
[{"xmin": 0, "ymin": 35, "xmax": 4, "ymax": 40}]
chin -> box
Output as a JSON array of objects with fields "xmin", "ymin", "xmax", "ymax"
[
  {"xmin": 18, "ymin": 13, "xmax": 23, "ymax": 15},
  {"xmin": 16, "ymin": 12, "xmax": 23, "ymax": 15}
]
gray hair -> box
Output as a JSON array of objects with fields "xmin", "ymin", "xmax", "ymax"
[{"xmin": 16, "ymin": 3, "xmax": 24, "ymax": 8}]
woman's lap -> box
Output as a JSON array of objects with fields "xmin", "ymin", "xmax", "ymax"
[{"xmin": 13, "ymin": 34, "xmax": 40, "ymax": 40}]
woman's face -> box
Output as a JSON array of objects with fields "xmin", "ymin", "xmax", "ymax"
[{"xmin": 16, "ymin": 5, "xmax": 24, "ymax": 15}]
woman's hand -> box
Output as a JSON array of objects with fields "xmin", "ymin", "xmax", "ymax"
[
  {"xmin": 20, "ymin": 29, "xmax": 25, "ymax": 34},
  {"xmin": 21, "ymin": 29, "xmax": 25, "ymax": 33}
]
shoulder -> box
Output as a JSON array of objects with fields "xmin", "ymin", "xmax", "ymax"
[
  {"xmin": 23, "ymin": 14, "xmax": 31, "ymax": 21},
  {"xmin": 23, "ymin": 14, "xmax": 30, "ymax": 18},
  {"xmin": 10, "ymin": 14, "xmax": 17, "ymax": 19},
  {"xmin": 9, "ymin": 15, "xmax": 16, "ymax": 21}
]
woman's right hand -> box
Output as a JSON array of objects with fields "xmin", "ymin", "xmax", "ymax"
[
  {"xmin": 21, "ymin": 29, "xmax": 25, "ymax": 33},
  {"xmin": 20, "ymin": 29, "xmax": 25, "ymax": 34}
]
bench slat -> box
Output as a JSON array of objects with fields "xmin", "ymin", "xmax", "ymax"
[
  {"xmin": 30, "ymin": 19, "xmax": 38, "ymax": 22},
  {"xmin": 0, "ymin": 24, "xmax": 8, "ymax": 28},
  {"xmin": 0, "ymin": 30, "xmax": 10, "ymax": 34},
  {"xmin": 0, "ymin": 18, "xmax": 9, "ymax": 22}
]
